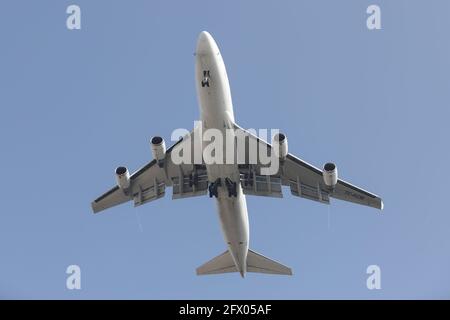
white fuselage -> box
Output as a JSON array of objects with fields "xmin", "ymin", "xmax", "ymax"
[{"xmin": 195, "ymin": 31, "xmax": 249, "ymax": 276}]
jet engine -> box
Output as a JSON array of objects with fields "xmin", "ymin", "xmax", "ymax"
[
  {"xmin": 115, "ymin": 166, "xmax": 130, "ymax": 190},
  {"xmin": 323, "ymin": 162, "xmax": 338, "ymax": 187},
  {"xmin": 151, "ymin": 136, "xmax": 166, "ymax": 162},
  {"xmin": 272, "ymin": 133, "xmax": 288, "ymax": 159}
]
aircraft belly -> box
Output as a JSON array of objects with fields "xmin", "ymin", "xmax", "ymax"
[
  {"xmin": 215, "ymin": 185, "xmax": 249, "ymax": 268},
  {"xmin": 195, "ymin": 31, "xmax": 250, "ymax": 273}
]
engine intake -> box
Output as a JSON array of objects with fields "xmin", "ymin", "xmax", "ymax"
[
  {"xmin": 151, "ymin": 136, "xmax": 166, "ymax": 163},
  {"xmin": 272, "ymin": 133, "xmax": 288, "ymax": 159},
  {"xmin": 323, "ymin": 162, "xmax": 338, "ymax": 187},
  {"xmin": 115, "ymin": 166, "xmax": 130, "ymax": 190}
]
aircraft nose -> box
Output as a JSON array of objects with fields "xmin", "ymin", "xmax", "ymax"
[
  {"xmin": 198, "ymin": 31, "xmax": 211, "ymax": 42},
  {"xmin": 196, "ymin": 31, "xmax": 217, "ymax": 55}
]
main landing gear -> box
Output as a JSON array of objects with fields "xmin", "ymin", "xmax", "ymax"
[
  {"xmin": 208, "ymin": 178, "xmax": 237, "ymax": 198},
  {"xmin": 224, "ymin": 178, "xmax": 237, "ymax": 197},
  {"xmin": 208, "ymin": 178, "xmax": 221, "ymax": 198}
]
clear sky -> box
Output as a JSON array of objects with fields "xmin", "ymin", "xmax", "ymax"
[{"xmin": 1, "ymin": 0, "xmax": 449, "ymax": 299}]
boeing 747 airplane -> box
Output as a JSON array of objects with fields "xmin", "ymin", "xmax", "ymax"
[{"xmin": 91, "ymin": 31, "xmax": 383, "ymax": 277}]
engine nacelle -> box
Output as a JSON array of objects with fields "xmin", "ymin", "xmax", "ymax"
[
  {"xmin": 323, "ymin": 162, "xmax": 338, "ymax": 187},
  {"xmin": 151, "ymin": 136, "xmax": 166, "ymax": 162},
  {"xmin": 115, "ymin": 166, "xmax": 130, "ymax": 190},
  {"xmin": 272, "ymin": 133, "xmax": 288, "ymax": 159}
]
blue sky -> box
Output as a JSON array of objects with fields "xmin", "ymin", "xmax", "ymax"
[{"xmin": 1, "ymin": 0, "xmax": 450, "ymax": 299}]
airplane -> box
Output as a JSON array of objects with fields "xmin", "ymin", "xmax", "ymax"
[{"xmin": 91, "ymin": 31, "xmax": 383, "ymax": 277}]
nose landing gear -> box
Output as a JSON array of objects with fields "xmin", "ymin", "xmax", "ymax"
[{"xmin": 201, "ymin": 70, "xmax": 210, "ymax": 87}]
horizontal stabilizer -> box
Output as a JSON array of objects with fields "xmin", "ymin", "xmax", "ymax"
[
  {"xmin": 196, "ymin": 251, "xmax": 237, "ymax": 275},
  {"xmin": 196, "ymin": 249, "xmax": 292, "ymax": 276},
  {"xmin": 247, "ymin": 249, "xmax": 293, "ymax": 275}
]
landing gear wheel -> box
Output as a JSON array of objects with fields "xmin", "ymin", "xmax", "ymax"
[
  {"xmin": 208, "ymin": 178, "xmax": 221, "ymax": 198},
  {"xmin": 224, "ymin": 178, "xmax": 237, "ymax": 198}
]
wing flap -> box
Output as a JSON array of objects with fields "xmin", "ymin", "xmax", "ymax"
[
  {"xmin": 132, "ymin": 180, "xmax": 166, "ymax": 207},
  {"xmin": 240, "ymin": 173, "xmax": 283, "ymax": 198},
  {"xmin": 289, "ymin": 178, "xmax": 330, "ymax": 204}
]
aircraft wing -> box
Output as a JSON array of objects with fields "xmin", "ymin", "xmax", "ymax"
[
  {"xmin": 233, "ymin": 124, "xmax": 383, "ymax": 210},
  {"xmin": 92, "ymin": 129, "xmax": 207, "ymax": 214}
]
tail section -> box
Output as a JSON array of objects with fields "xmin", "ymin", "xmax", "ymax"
[{"xmin": 196, "ymin": 249, "xmax": 292, "ymax": 276}]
